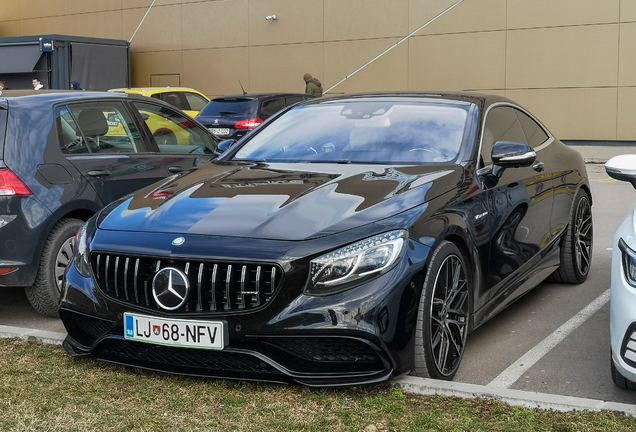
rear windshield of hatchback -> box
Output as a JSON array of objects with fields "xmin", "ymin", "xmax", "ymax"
[{"xmin": 200, "ymin": 99, "xmax": 258, "ymax": 117}]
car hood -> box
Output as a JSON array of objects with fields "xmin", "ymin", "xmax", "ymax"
[{"xmin": 99, "ymin": 161, "xmax": 463, "ymax": 240}]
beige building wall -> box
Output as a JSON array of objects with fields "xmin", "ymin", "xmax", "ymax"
[{"xmin": 0, "ymin": 0, "xmax": 635, "ymax": 141}]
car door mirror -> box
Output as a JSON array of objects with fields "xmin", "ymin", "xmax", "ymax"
[
  {"xmin": 606, "ymin": 154, "xmax": 636, "ymax": 189},
  {"xmin": 490, "ymin": 141, "xmax": 536, "ymax": 177},
  {"xmin": 216, "ymin": 139, "xmax": 236, "ymax": 155}
]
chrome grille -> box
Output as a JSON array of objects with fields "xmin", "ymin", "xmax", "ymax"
[{"xmin": 91, "ymin": 253, "xmax": 282, "ymax": 313}]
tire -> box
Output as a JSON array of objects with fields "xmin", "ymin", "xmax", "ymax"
[
  {"xmin": 549, "ymin": 189, "xmax": 593, "ymax": 284},
  {"xmin": 611, "ymin": 353, "xmax": 636, "ymax": 390},
  {"xmin": 413, "ymin": 240, "xmax": 470, "ymax": 380},
  {"xmin": 25, "ymin": 218, "xmax": 84, "ymax": 317},
  {"xmin": 154, "ymin": 130, "xmax": 177, "ymax": 147}
]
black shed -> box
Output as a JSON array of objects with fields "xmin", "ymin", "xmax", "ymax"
[{"xmin": 0, "ymin": 34, "xmax": 130, "ymax": 91}]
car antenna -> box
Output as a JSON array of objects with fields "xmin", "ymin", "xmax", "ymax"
[{"xmin": 238, "ymin": 80, "xmax": 247, "ymax": 96}]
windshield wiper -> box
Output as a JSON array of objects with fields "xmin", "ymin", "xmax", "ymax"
[{"xmin": 337, "ymin": 159, "xmax": 352, "ymax": 164}]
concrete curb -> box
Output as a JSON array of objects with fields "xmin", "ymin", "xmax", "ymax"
[
  {"xmin": 1, "ymin": 325, "xmax": 634, "ymax": 418},
  {"xmin": 583, "ymin": 158, "xmax": 608, "ymax": 164},
  {"xmin": 0, "ymin": 324, "xmax": 66, "ymax": 346},
  {"xmin": 393, "ymin": 375, "xmax": 636, "ymax": 417}
]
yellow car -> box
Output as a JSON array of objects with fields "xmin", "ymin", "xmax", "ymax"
[{"xmin": 108, "ymin": 87, "xmax": 209, "ymax": 117}]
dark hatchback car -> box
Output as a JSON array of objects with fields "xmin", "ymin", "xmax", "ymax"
[
  {"xmin": 60, "ymin": 92, "xmax": 593, "ymax": 386},
  {"xmin": 195, "ymin": 93, "xmax": 315, "ymax": 141},
  {"xmin": 0, "ymin": 92, "xmax": 220, "ymax": 317}
]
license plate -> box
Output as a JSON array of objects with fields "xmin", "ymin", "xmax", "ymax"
[
  {"xmin": 124, "ymin": 313, "xmax": 227, "ymax": 349},
  {"xmin": 210, "ymin": 128, "xmax": 230, "ymax": 136}
]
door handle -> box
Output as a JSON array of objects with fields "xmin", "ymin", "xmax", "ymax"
[
  {"xmin": 168, "ymin": 166, "xmax": 183, "ymax": 173},
  {"xmin": 532, "ymin": 162, "xmax": 544, "ymax": 172},
  {"xmin": 87, "ymin": 170, "xmax": 111, "ymax": 177}
]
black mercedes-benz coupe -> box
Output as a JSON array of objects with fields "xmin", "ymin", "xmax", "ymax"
[{"xmin": 59, "ymin": 92, "xmax": 593, "ymax": 386}]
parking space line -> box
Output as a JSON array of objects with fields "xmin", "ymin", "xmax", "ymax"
[{"xmin": 487, "ymin": 289, "xmax": 610, "ymax": 389}]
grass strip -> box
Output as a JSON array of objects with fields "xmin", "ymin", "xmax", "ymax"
[{"xmin": 0, "ymin": 339, "xmax": 634, "ymax": 431}]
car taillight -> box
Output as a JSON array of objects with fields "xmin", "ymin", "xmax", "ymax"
[
  {"xmin": 0, "ymin": 168, "xmax": 32, "ymax": 196},
  {"xmin": 234, "ymin": 118, "xmax": 263, "ymax": 130}
]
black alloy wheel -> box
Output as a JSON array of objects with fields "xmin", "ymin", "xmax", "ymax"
[
  {"xmin": 414, "ymin": 241, "xmax": 470, "ymax": 380},
  {"xmin": 574, "ymin": 193, "xmax": 593, "ymax": 277},
  {"xmin": 549, "ymin": 189, "xmax": 593, "ymax": 284}
]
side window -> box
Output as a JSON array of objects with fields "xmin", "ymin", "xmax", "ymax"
[
  {"xmin": 260, "ymin": 98, "xmax": 285, "ymax": 118},
  {"xmin": 131, "ymin": 101, "xmax": 219, "ymax": 155},
  {"xmin": 285, "ymin": 96, "xmax": 304, "ymax": 106},
  {"xmin": 481, "ymin": 106, "xmax": 527, "ymax": 166},
  {"xmin": 57, "ymin": 101, "xmax": 143, "ymax": 154},
  {"xmin": 515, "ymin": 109, "xmax": 549, "ymax": 149},
  {"xmin": 183, "ymin": 93, "xmax": 209, "ymax": 112},
  {"xmin": 160, "ymin": 92, "xmax": 188, "ymax": 111}
]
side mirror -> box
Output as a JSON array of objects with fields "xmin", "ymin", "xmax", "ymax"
[
  {"xmin": 216, "ymin": 139, "xmax": 236, "ymax": 155},
  {"xmin": 606, "ymin": 154, "xmax": 636, "ymax": 190},
  {"xmin": 490, "ymin": 141, "xmax": 536, "ymax": 177}
]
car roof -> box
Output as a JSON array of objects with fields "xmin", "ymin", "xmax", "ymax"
[
  {"xmin": 288, "ymin": 91, "xmax": 528, "ymax": 113},
  {"xmin": 211, "ymin": 92, "xmax": 310, "ymax": 101},
  {"xmin": 1, "ymin": 91, "xmax": 130, "ymax": 107},
  {"xmin": 109, "ymin": 87, "xmax": 208, "ymax": 98}
]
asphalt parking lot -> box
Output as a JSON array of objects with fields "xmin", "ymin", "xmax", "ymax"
[
  {"xmin": 1, "ymin": 148, "xmax": 635, "ymax": 406},
  {"xmin": 453, "ymin": 161, "xmax": 635, "ymax": 405}
]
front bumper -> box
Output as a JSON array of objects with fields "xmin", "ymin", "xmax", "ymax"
[
  {"xmin": 59, "ymin": 233, "xmax": 430, "ymax": 386},
  {"xmin": 610, "ymin": 206, "xmax": 636, "ymax": 383}
]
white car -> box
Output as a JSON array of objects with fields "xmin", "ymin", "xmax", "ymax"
[{"xmin": 606, "ymin": 154, "xmax": 636, "ymax": 389}]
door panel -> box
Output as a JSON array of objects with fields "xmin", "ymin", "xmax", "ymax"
[
  {"xmin": 66, "ymin": 154, "xmax": 169, "ymax": 204},
  {"xmin": 57, "ymin": 101, "xmax": 170, "ymax": 204},
  {"xmin": 480, "ymin": 106, "xmax": 554, "ymax": 293}
]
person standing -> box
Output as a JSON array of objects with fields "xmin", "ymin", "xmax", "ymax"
[
  {"xmin": 70, "ymin": 80, "xmax": 83, "ymax": 90},
  {"xmin": 32, "ymin": 78, "xmax": 44, "ymax": 90},
  {"xmin": 304, "ymin": 73, "xmax": 323, "ymax": 97},
  {"xmin": 0, "ymin": 80, "xmax": 5, "ymax": 96}
]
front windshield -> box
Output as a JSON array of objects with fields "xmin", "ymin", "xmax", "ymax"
[{"xmin": 232, "ymin": 100, "xmax": 470, "ymax": 164}]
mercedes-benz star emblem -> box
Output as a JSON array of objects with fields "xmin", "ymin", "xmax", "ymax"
[
  {"xmin": 152, "ymin": 267, "xmax": 190, "ymax": 311},
  {"xmin": 172, "ymin": 237, "xmax": 185, "ymax": 246}
]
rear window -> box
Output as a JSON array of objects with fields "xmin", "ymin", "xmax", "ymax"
[
  {"xmin": 200, "ymin": 99, "xmax": 258, "ymax": 117},
  {"xmin": 0, "ymin": 108, "xmax": 6, "ymax": 158}
]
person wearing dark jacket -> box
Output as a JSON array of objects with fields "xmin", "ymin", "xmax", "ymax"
[
  {"xmin": 304, "ymin": 73, "xmax": 323, "ymax": 97},
  {"xmin": 70, "ymin": 80, "xmax": 83, "ymax": 90}
]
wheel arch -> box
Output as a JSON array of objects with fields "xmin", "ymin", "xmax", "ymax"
[
  {"xmin": 418, "ymin": 222, "xmax": 479, "ymax": 320},
  {"xmin": 30, "ymin": 203, "xmax": 98, "ymax": 270},
  {"xmin": 578, "ymin": 182, "xmax": 592, "ymax": 207},
  {"xmin": 442, "ymin": 232, "xmax": 478, "ymax": 321}
]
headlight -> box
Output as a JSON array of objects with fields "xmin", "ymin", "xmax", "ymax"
[
  {"xmin": 619, "ymin": 238, "xmax": 636, "ymax": 287},
  {"xmin": 74, "ymin": 221, "xmax": 92, "ymax": 278},
  {"xmin": 305, "ymin": 230, "xmax": 407, "ymax": 295}
]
